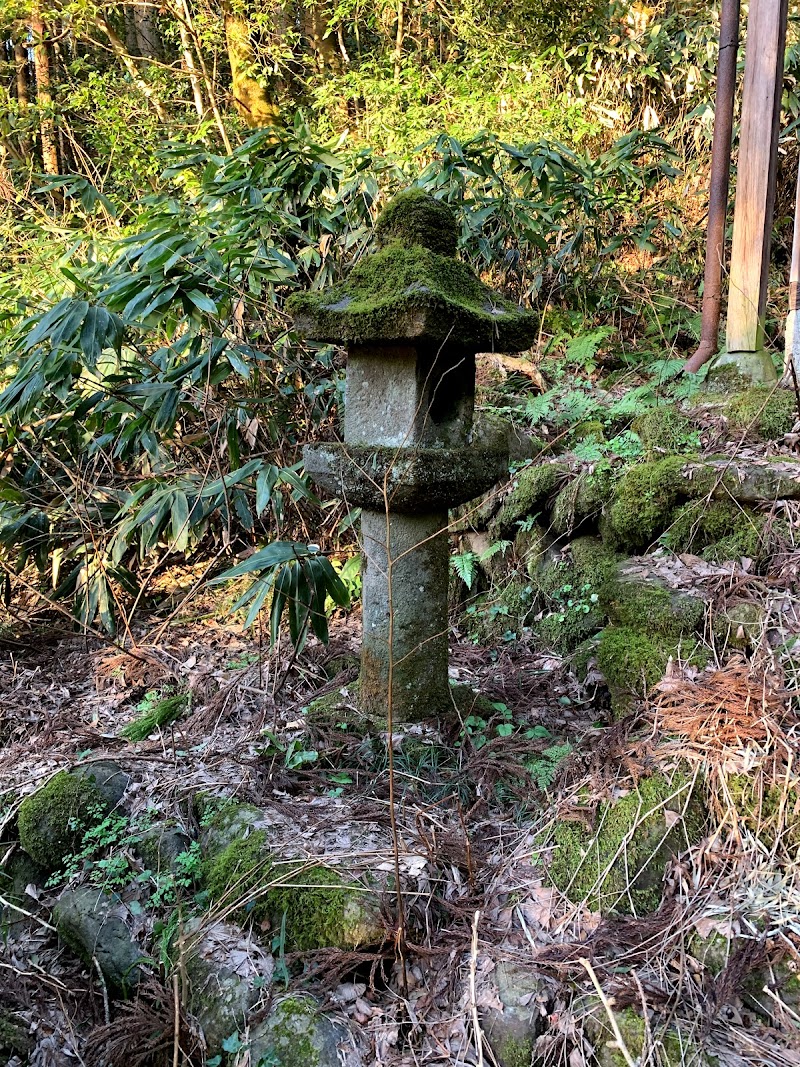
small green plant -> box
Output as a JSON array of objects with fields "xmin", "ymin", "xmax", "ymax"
[
  {"xmin": 525, "ymin": 742, "xmax": 573, "ymax": 790},
  {"xmin": 120, "ymin": 689, "xmax": 190, "ymax": 741},
  {"xmin": 259, "ymin": 730, "xmax": 319, "ymax": 770},
  {"xmin": 49, "ymin": 809, "xmax": 130, "ymax": 887},
  {"xmin": 547, "ymin": 580, "xmax": 599, "ymax": 624},
  {"xmin": 451, "ymin": 540, "xmax": 511, "ymax": 589}
]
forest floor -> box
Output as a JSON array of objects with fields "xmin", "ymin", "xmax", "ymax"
[{"xmin": 2, "ymin": 361, "xmax": 800, "ymax": 1067}]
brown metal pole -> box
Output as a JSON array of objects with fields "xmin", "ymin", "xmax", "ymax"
[{"xmin": 685, "ymin": 0, "xmax": 741, "ymax": 374}]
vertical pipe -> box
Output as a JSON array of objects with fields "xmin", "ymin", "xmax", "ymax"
[
  {"xmin": 783, "ymin": 154, "xmax": 800, "ymax": 380},
  {"xmin": 685, "ymin": 0, "xmax": 740, "ymax": 374}
]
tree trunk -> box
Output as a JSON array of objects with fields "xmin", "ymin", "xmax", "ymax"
[
  {"xmin": 303, "ymin": 1, "xmax": 338, "ymax": 74},
  {"xmin": 133, "ymin": 2, "xmax": 162, "ymax": 60},
  {"xmin": 175, "ymin": 4, "xmax": 206, "ymax": 118},
  {"xmin": 223, "ymin": 5, "xmax": 280, "ymax": 127},
  {"xmin": 125, "ymin": 6, "xmax": 140, "ymax": 56},
  {"xmin": 30, "ymin": 3, "xmax": 59, "ymax": 175},
  {"xmin": 96, "ymin": 14, "xmax": 168, "ymax": 121},
  {"xmin": 13, "ymin": 41, "xmax": 33, "ymax": 158}
]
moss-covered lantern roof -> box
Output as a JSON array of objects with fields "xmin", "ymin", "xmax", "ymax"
[{"xmin": 286, "ymin": 188, "xmax": 539, "ymax": 352}]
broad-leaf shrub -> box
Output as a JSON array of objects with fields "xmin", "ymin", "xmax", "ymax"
[{"xmin": 0, "ymin": 122, "xmax": 673, "ymax": 636}]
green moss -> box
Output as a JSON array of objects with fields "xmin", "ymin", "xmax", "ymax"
[
  {"xmin": 549, "ymin": 772, "xmax": 704, "ymax": 915},
  {"xmin": 632, "ymin": 407, "xmax": 698, "ymax": 454},
  {"xmin": 602, "ymin": 576, "xmax": 705, "ymax": 639},
  {"xmin": 589, "ymin": 1007, "xmax": 701, "ymax": 1067},
  {"xmin": 496, "ymin": 1034, "xmax": 534, "ymax": 1067},
  {"xmin": 603, "ymin": 455, "xmax": 711, "ymax": 553},
  {"xmin": 726, "ymin": 774, "xmax": 800, "ymax": 850},
  {"xmin": 0, "ymin": 1013, "xmax": 31, "ymax": 1056},
  {"xmin": 550, "ymin": 467, "xmax": 616, "ymax": 536},
  {"xmin": 287, "ymin": 190, "xmax": 538, "ymax": 350},
  {"xmin": 496, "ymin": 462, "xmax": 568, "ymax": 533},
  {"xmin": 17, "ymin": 771, "xmax": 106, "ymax": 871},
  {"xmin": 727, "ymin": 386, "xmax": 797, "ymax": 441},
  {"xmin": 203, "ymin": 831, "xmax": 380, "ymax": 950},
  {"xmin": 569, "ymin": 419, "xmax": 605, "ymax": 445},
  {"xmin": 596, "ymin": 625, "xmax": 707, "ymax": 714},
  {"xmin": 374, "ymin": 188, "xmax": 458, "ymax": 256},
  {"xmin": 254, "ymin": 996, "xmax": 324, "ymax": 1067},
  {"xmin": 530, "ymin": 538, "xmax": 618, "ymax": 654},
  {"xmin": 120, "ymin": 690, "xmax": 189, "ymax": 741},
  {"xmin": 664, "ymin": 499, "xmax": 767, "ymax": 563}
]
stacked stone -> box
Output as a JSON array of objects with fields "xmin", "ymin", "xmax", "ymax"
[{"xmin": 288, "ymin": 189, "xmax": 538, "ymax": 722}]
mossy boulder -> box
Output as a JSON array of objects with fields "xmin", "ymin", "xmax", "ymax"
[
  {"xmin": 248, "ymin": 995, "xmax": 355, "ymax": 1067},
  {"xmin": 601, "ymin": 567, "xmax": 705, "ymax": 639},
  {"xmin": 53, "ymin": 887, "xmax": 143, "ymax": 995},
  {"xmin": 202, "ymin": 828, "xmax": 383, "ymax": 951},
  {"xmin": 602, "ymin": 456, "xmax": 711, "ymax": 553},
  {"xmin": 584, "ymin": 1005, "xmax": 712, "ymax": 1066},
  {"xmin": 71, "ymin": 760, "xmax": 130, "ymax": 809},
  {"xmin": 632, "ymin": 407, "xmax": 698, "ymax": 454},
  {"xmin": 494, "ymin": 461, "xmax": 570, "ymax": 535},
  {"xmin": 663, "ymin": 499, "xmax": 768, "ymax": 564},
  {"xmin": 549, "ymin": 772, "xmax": 705, "ymax": 915},
  {"xmin": 550, "ymin": 467, "xmax": 616, "ymax": 537},
  {"xmin": 136, "ymin": 824, "xmax": 193, "ymax": 871},
  {"xmin": 529, "ymin": 538, "xmax": 618, "ymax": 654},
  {"xmin": 596, "ymin": 624, "xmax": 707, "ymax": 714},
  {"xmin": 726, "ymin": 386, "xmax": 797, "ymax": 441},
  {"xmin": 183, "ymin": 917, "xmax": 272, "ymax": 1054},
  {"xmin": 17, "ymin": 770, "xmax": 108, "ymax": 872},
  {"xmin": 0, "ymin": 1013, "xmax": 31, "ymax": 1059},
  {"xmin": 481, "ymin": 961, "xmax": 546, "ymax": 1067}
]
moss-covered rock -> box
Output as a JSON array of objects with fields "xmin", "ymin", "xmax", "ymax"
[
  {"xmin": 0, "ymin": 1013, "xmax": 31, "ymax": 1058},
  {"xmin": 529, "ymin": 538, "xmax": 618, "ymax": 654},
  {"xmin": 601, "ymin": 570, "xmax": 705, "ymax": 639},
  {"xmin": 727, "ymin": 386, "xmax": 797, "ymax": 441},
  {"xmin": 596, "ymin": 625, "xmax": 707, "ymax": 714},
  {"xmin": 481, "ymin": 961, "xmax": 545, "ymax": 1067},
  {"xmin": 71, "ymin": 760, "xmax": 130, "ymax": 809},
  {"xmin": 53, "ymin": 887, "xmax": 143, "ymax": 995},
  {"xmin": 569, "ymin": 419, "xmax": 605, "ymax": 446},
  {"xmin": 584, "ymin": 1005, "xmax": 711, "ymax": 1066},
  {"xmin": 663, "ymin": 499, "xmax": 768, "ymax": 563},
  {"xmin": 602, "ymin": 456, "xmax": 711, "ymax": 553},
  {"xmin": 248, "ymin": 995, "xmax": 352, "ymax": 1067},
  {"xmin": 714, "ymin": 601, "xmax": 765, "ymax": 649},
  {"xmin": 494, "ymin": 461, "xmax": 570, "ymax": 534},
  {"xmin": 17, "ymin": 771, "xmax": 108, "ymax": 872},
  {"xmin": 202, "ymin": 829, "xmax": 383, "ymax": 951},
  {"xmin": 632, "ymin": 407, "xmax": 698, "ymax": 454},
  {"xmin": 183, "ymin": 917, "xmax": 271, "ymax": 1054},
  {"xmin": 550, "ymin": 467, "xmax": 616, "ymax": 537},
  {"xmin": 726, "ymin": 773, "xmax": 800, "ymax": 852},
  {"xmin": 548, "ymin": 772, "xmax": 705, "ymax": 915}
]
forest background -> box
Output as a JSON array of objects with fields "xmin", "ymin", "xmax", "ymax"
[{"xmin": 0, "ymin": 0, "xmax": 798, "ymax": 634}]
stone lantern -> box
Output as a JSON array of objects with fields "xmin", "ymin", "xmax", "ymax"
[{"xmin": 287, "ymin": 189, "xmax": 538, "ymax": 722}]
